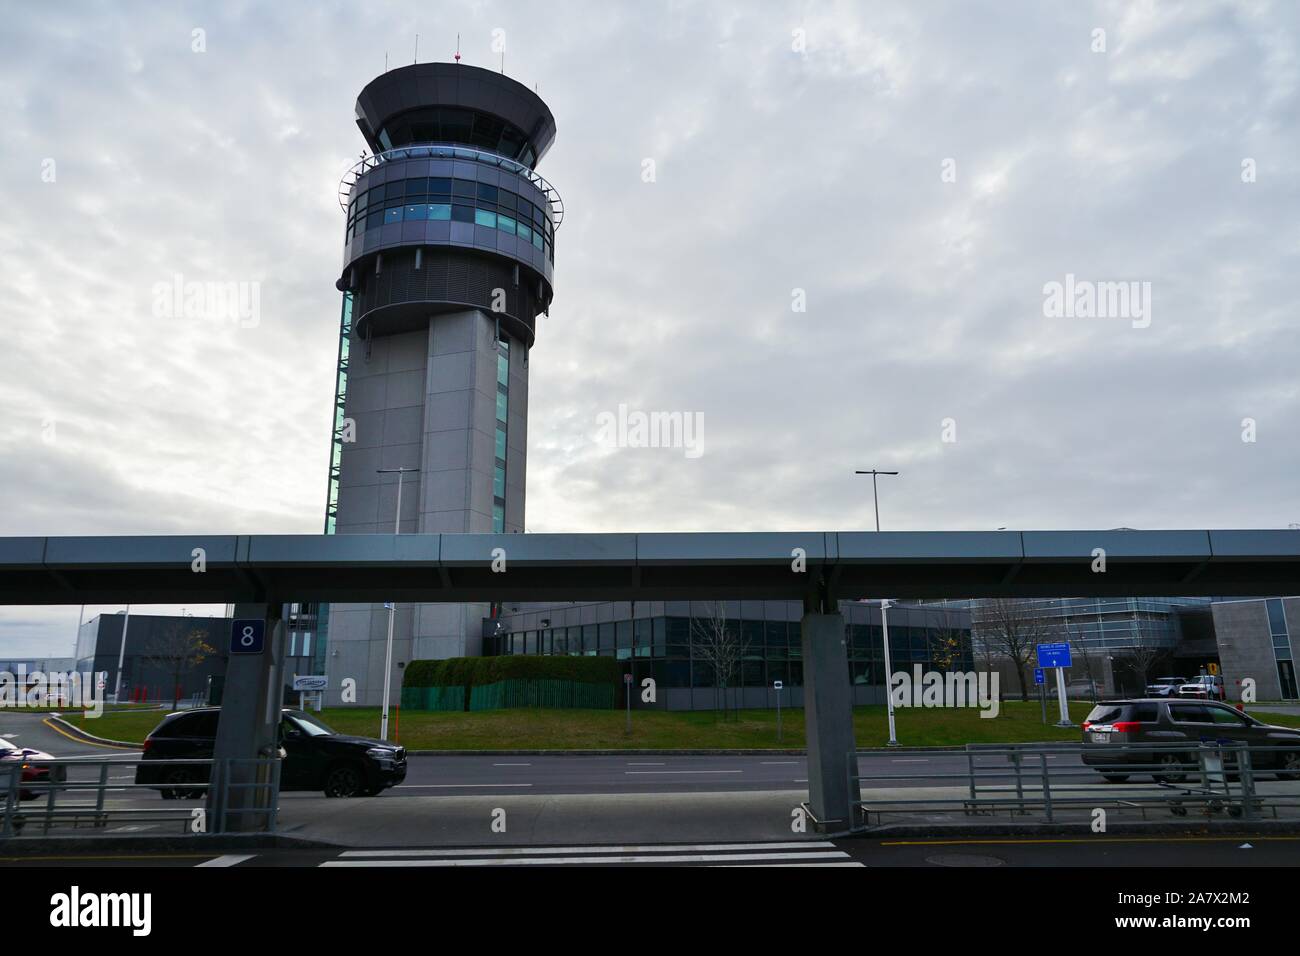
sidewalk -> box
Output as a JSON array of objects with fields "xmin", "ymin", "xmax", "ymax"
[{"xmin": 273, "ymin": 783, "xmax": 1300, "ymax": 847}]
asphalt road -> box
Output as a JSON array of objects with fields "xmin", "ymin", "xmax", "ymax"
[
  {"xmin": 0, "ymin": 710, "xmax": 142, "ymax": 759},
  {"xmin": 384, "ymin": 750, "xmax": 1090, "ymax": 795},
  {"xmin": 6, "ymin": 709, "xmax": 1296, "ymax": 802}
]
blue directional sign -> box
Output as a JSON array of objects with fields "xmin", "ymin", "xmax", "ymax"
[
  {"xmin": 230, "ymin": 618, "xmax": 265, "ymax": 655},
  {"xmin": 1034, "ymin": 667, "xmax": 1045, "ymax": 685},
  {"xmin": 1036, "ymin": 642, "xmax": 1072, "ymax": 669}
]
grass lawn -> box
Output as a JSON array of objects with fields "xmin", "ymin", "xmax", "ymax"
[
  {"xmin": 59, "ymin": 700, "xmax": 1300, "ymax": 750},
  {"xmin": 329, "ymin": 700, "xmax": 1102, "ymax": 749},
  {"xmin": 61, "ymin": 707, "xmax": 170, "ymax": 743}
]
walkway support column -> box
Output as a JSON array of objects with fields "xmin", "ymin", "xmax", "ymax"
[
  {"xmin": 800, "ymin": 610, "xmax": 860, "ymax": 830},
  {"xmin": 210, "ymin": 601, "xmax": 286, "ymax": 832}
]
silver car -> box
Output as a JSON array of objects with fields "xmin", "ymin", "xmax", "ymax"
[{"xmin": 1082, "ymin": 699, "xmax": 1300, "ymax": 783}]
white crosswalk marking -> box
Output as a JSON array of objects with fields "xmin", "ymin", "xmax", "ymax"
[
  {"xmin": 198, "ymin": 854, "xmax": 255, "ymax": 867},
  {"xmin": 324, "ymin": 841, "xmax": 862, "ymax": 867}
]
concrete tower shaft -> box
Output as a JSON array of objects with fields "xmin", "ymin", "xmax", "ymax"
[{"xmin": 324, "ymin": 63, "xmax": 560, "ymax": 705}]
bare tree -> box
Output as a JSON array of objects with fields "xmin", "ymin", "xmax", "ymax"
[
  {"xmin": 1125, "ymin": 623, "xmax": 1167, "ymax": 694},
  {"xmin": 690, "ymin": 602, "xmax": 748, "ymax": 720},
  {"xmin": 1063, "ymin": 620, "xmax": 1102, "ymax": 704},
  {"xmin": 971, "ymin": 599, "xmax": 1054, "ymax": 701},
  {"xmin": 143, "ymin": 622, "xmax": 217, "ymax": 708},
  {"xmin": 925, "ymin": 604, "xmax": 968, "ymax": 673}
]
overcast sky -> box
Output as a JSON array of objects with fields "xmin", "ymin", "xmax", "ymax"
[{"xmin": 1, "ymin": 0, "xmax": 1297, "ymax": 658}]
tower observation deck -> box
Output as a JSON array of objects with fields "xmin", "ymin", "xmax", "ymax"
[
  {"xmin": 336, "ymin": 62, "xmax": 560, "ymax": 348},
  {"xmin": 323, "ymin": 63, "xmax": 562, "ymax": 702}
]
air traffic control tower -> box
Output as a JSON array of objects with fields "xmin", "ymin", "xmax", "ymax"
[{"xmin": 324, "ymin": 63, "xmax": 561, "ymax": 704}]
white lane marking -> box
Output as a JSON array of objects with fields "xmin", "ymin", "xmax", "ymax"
[
  {"xmin": 795, "ymin": 778, "xmax": 808, "ymax": 782},
  {"xmin": 761, "ymin": 761, "xmax": 798, "ymax": 765},
  {"xmin": 626, "ymin": 762, "xmax": 665, "ymax": 766},
  {"xmin": 324, "ymin": 851, "xmax": 849, "ymax": 867},
  {"xmin": 492, "ymin": 763, "xmax": 532, "ymax": 767},
  {"xmin": 890, "ymin": 758, "xmax": 930, "ymax": 763},
  {"xmin": 395, "ymin": 783, "xmax": 533, "ymax": 789},
  {"xmin": 340, "ymin": 842, "xmax": 835, "ymax": 858},
  {"xmin": 198, "ymin": 854, "xmax": 255, "ymax": 867},
  {"xmin": 624, "ymin": 770, "xmax": 743, "ymax": 775}
]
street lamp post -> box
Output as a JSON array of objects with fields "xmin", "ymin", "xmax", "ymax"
[
  {"xmin": 881, "ymin": 599, "xmax": 899, "ymax": 747},
  {"xmin": 857, "ymin": 471, "xmax": 901, "ymax": 745},
  {"xmin": 112, "ymin": 605, "xmax": 131, "ymax": 705},
  {"xmin": 377, "ymin": 466, "xmax": 419, "ymax": 740},
  {"xmin": 854, "ymin": 469, "xmax": 899, "ymax": 532}
]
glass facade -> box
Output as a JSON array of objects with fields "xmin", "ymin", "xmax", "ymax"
[
  {"xmin": 374, "ymin": 108, "xmax": 539, "ymax": 167},
  {"xmin": 964, "ymin": 597, "xmax": 1211, "ymax": 653},
  {"xmin": 305, "ymin": 291, "xmax": 355, "ymax": 678},
  {"xmin": 482, "ymin": 604, "xmax": 973, "ymax": 692},
  {"xmin": 346, "ymin": 175, "xmax": 554, "ymax": 264},
  {"xmin": 324, "ymin": 292, "xmax": 353, "ymax": 534},
  {"xmin": 1266, "ymin": 598, "xmax": 1297, "ymax": 699}
]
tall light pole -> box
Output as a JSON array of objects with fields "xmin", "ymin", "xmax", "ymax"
[
  {"xmin": 854, "ymin": 469, "xmax": 899, "ymax": 532},
  {"xmin": 112, "ymin": 605, "xmax": 131, "ymax": 705},
  {"xmin": 880, "ymin": 599, "xmax": 899, "ymax": 747},
  {"xmin": 857, "ymin": 471, "xmax": 901, "ymax": 744},
  {"xmin": 377, "ymin": 465, "xmax": 419, "ymax": 740}
]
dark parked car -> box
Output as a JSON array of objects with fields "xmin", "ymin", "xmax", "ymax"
[
  {"xmin": 135, "ymin": 708, "xmax": 406, "ymax": 798},
  {"xmin": 0, "ymin": 737, "xmax": 65, "ymax": 800},
  {"xmin": 1081, "ymin": 699, "xmax": 1300, "ymax": 783}
]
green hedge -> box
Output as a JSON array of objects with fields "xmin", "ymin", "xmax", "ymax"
[
  {"xmin": 402, "ymin": 656, "xmax": 621, "ymax": 711},
  {"xmin": 404, "ymin": 655, "xmax": 620, "ymax": 688}
]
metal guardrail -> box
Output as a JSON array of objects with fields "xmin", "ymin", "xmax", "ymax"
[
  {"xmin": 1, "ymin": 757, "xmax": 280, "ymax": 838},
  {"xmin": 338, "ymin": 143, "xmax": 565, "ymax": 226},
  {"xmin": 844, "ymin": 741, "xmax": 1300, "ymax": 832}
]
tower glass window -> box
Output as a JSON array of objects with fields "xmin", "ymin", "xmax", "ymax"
[{"xmin": 352, "ymin": 174, "xmax": 557, "ymax": 265}]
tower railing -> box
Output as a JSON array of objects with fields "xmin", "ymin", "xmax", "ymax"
[{"xmin": 338, "ymin": 144, "xmax": 564, "ymax": 227}]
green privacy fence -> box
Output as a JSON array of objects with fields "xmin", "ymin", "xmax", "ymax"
[
  {"xmin": 469, "ymin": 679, "xmax": 615, "ymax": 711},
  {"xmin": 399, "ymin": 685, "xmax": 467, "ymax": 711},
  {"xmin": 402, "ymin": 655, "xmax": 621, "ymax": 711}
]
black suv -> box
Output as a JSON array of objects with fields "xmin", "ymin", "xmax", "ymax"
[
  {"xmin": 135, "ymin": 708, "xmax": 406, "ymax": 798},
  {"xmin": 1081, "ymin": 699, "xmax": 1300, "ymax": 783}
]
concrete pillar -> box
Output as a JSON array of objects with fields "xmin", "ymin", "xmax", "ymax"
[
  {"xmin": 210, "ymin": 602, "xmax": 285, "ymax": 832},
  {"xmin": 800, "ymin": 611, "xmax": 860, "ymax": 829}
]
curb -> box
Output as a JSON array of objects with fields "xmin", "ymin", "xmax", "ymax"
[
  {"xmin": 41, "ymin": 715, "xmax": 141, "ymax": 750},
  {"xmin": 0, "ymin": 832, "xmax": 340, "ymax": 856},
  {"xmin": 856, "ymin": 819, "xmax": 1300, "ymax": 839}
]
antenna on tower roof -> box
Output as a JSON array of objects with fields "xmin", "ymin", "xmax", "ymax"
[
  {"xmin": 384, "ymin": 51, "xmax": 388, "ymax": 71},
  {"xmin": 414, "ymin": 34, "xmax": 418, "ymax": 63},
  {"xmin": 501, "ymin": 50, "xmax": 505, "ymax": 74},
  {"xmin": 454, "ymin": 33, "xmax": 461, "ymax": 63}
]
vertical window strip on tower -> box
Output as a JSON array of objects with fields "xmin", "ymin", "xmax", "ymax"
[
  {"xmin": 309, "ymin": 291, "xmax": 353, "ymax": 679},
  {"xmin": 493, "ymin": 338, "xmax": 509, "ymax": 532},
  {"xmin": 325, "ymin": 292, "xmax": 354, "ymax": 534}
]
